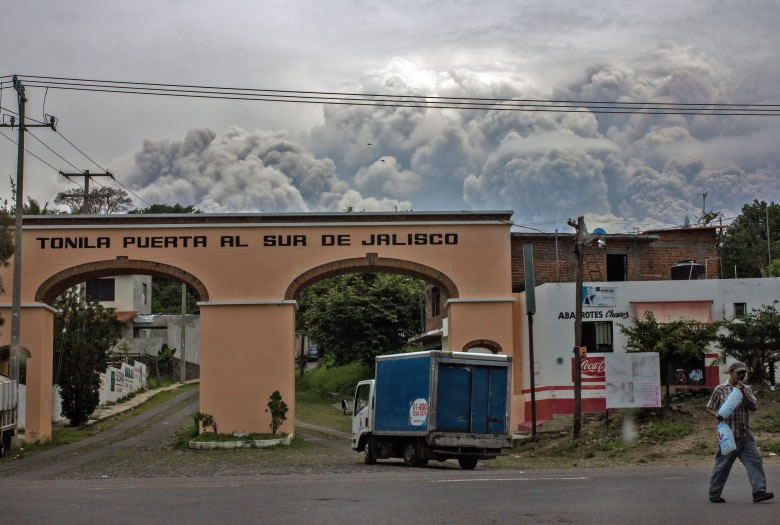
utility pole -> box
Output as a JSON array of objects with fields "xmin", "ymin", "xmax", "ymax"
[
  {"xmin": 701, "ymin": 192, "xmax": 708, "ymax": 225},
  {"xmin": 180, "ymin": 283, "xmax": 187, "ymax": 383},
  {"xmin": 767, "ymin": 203, "xmax": 772, "ymax": 266},
  {"xmin": 567, "ymin": 216, "xmax": 587, "ymax": 439},
  {"xmin": 58, "ymin": 170, "xmax": 113, "ymax": 213},
  {"xmin": 0, "ymin": 76, "xmax": 56, "ymax": 384}
]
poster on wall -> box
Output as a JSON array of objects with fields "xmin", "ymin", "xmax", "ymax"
[
  {"xmin": 582, "ymin": 286, "xmax": 616, "ymax": 307},
  {"xmin": 605, "ymin": 352, "xmax": 661, "ymax": 408}
]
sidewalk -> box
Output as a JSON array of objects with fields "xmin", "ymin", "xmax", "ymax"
[{"xmin": 89, "ymin": 379, "xmax": 199, "ymax": 423}]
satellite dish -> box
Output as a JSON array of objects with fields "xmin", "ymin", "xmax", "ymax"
[{"xmin": 593, "ymin": 227, "xmax": 607, "ymax": 235}]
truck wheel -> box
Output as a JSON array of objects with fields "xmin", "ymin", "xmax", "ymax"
[
  {"xmin": 458, "ymin": 457, "xmax": 478, "ymax": 470},
  {"xmin": 364, "ymin": 437, "xmax": 377, "ymax": 465},
  {"xmin": 403, "ymin": 441, "xmax": 419, "ymax": 467}
]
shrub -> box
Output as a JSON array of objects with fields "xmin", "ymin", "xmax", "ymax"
[
  {"xmin": 266, "ymin": 391, "xmax": 288, "ymax": 434},
  {"xmin": 193, "ymin": 411, "xmax": 217, "ymax": 434}
]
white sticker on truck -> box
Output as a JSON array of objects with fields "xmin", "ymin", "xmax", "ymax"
[{"xmin": 409, "ymin": 398, "xmax": 428, "ymax": 426}]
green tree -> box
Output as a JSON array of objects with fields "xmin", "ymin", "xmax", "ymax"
[
  {"xmin": 54, "ymin": 290, "xmax": 123, "ymax": 425},
  {"xmin": 151, "ymin": 278, "xmax": 199, "ymax": 314},
  {"xmin": 620, "ymin": 312, "xmax": 719, "ymax": 404},
  {"xmin": 297, "ymin": 273, "xmax": 425, "ymax": 366},
  {"xmin": 721, "ymin": 200, "xmax": 780, "ymax": 278},
  {"xmin": 717, "ymin": 303, "xmax": 780, "ymax": 386},
  {"xmin": 769, "ymin": 259, "xmax": 780, "ymax": 277}
]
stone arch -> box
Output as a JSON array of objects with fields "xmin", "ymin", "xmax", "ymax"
[
  {"xmin": 462, "ymin": 339, "xmax": 503, "ymax": 354},
  {"xmin": 285, "ymin": 253, "xmax": 459, "ymax": 300},
  {"xmin": 35, "ymin": 258, "xmax": 209, "ymax": 306}
]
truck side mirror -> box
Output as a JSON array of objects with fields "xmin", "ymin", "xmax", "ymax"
[{"xmin": 341, "ymin": 399, "xmax": 348, "ymax": 415}]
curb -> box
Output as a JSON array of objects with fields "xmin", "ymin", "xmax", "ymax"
[{"xmin": 189, "ymin": 434, "xmax": 293, "ymax": 449}]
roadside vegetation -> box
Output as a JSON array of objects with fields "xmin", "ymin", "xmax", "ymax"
[{"xmin": 493, "ymin": 389, "xmax": 780, "ymax": 469}]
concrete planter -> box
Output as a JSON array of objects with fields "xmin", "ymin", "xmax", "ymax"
[{"xmin": 189, "ymin": 434, "xmax": 293, "ymax": 450}]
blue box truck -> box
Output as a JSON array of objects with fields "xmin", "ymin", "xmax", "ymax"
[{"xmin": 351, "ymin": 351, "xmax": 512, "ymax": 469}]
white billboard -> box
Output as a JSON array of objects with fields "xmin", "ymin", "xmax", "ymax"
[{"xmin": 605, "ymin": 352, "xmax": 661, "ymax": 408}]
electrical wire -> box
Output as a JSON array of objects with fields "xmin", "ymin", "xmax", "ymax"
[
  {"xmin": 0, "ymin": 129, "xmax": 62, "ymax": 173},
  {"xmin": 18, "ymin": 84, "xmax": 780, "ymax": 116},
  {"xmin": 16, "ymin": 74, "xmax": 780, "ymax": 107},
  {"xmin": 27, "ymin": 130, "xmax": 81, "ymax": 171},
  {"xmin": 11, "ymin": 76, "xmax": 779, "ymax": 116},
  {"xmin": 54, "ymin": 129, "xmax": 108, "ymax": 172},
  {"xmin": 0, "ymin": 104, "xmax": 47, "ymax": 124}
]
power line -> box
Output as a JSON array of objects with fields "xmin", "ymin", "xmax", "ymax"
[
  {"xmin": 16, "ymin": 74, "xmax": 780, "ymax": 107},
  {"xmin": 12, "ymin": 76, "xmax": 780, "ymax": 116},
  {"xmin": 0, "ymin": 104, "xmax": 47, "ymax": 124},
  {"xmin": 27, "ymin": 130, "xmax": 81, "ymax": 171},
  {"xmin": 0, "ymin": 129, "xmax": 61, "ymax": 173},
  {"xmin": 54, "ymin": 129, "xmax": 107, "ymax": 171}
]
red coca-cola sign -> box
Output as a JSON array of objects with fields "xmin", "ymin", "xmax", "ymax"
[{"xmin": 571, "ymin": 356, "xmax": 605, "ymax": 382}]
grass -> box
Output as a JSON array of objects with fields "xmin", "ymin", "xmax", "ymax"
[
  {"xmin": 757, "ymin": 439, "xmax": 780, "ymax": 454},
  {"xmin": 638, "ymin": 419, "xmax": 696, "ymax": 444},
  {"xmin": 295, "ymin": 394, "xmax": 353, "ymax": 433},
  {"xmin": 753, "ymin": 405, "xmax": 780, "ymax": 433},
  {"xmin": 9, "ymin": 383, "xmax": 196, "ymax": 456},
  {"xmin": 296, "ymin": 361, "xmax": 371, "ymax": 397}
]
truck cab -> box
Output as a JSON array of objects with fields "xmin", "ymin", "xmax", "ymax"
[{"xmin": 351, "ymin": 379, "xmax": 375, "ymax": 454}]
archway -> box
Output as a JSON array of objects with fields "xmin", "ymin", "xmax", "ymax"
[
  {"xmin": 285, "ymin": 254, "xmax": 459, "ymax": 301},
  {"xmin": 2, "ymin": 211, "xmax": 514, "ymax": 441},
  {"xmin": 35, "ymin": 258, "xmax": 209, "ymax": 305},
  {"xmin": 462, "ymin": 339, "xmax": 503, "ymax": 354}
]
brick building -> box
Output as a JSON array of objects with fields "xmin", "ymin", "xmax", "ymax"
[{"xmin": 416, "ymin": 226, "xmax": 720, "ymax": 346}]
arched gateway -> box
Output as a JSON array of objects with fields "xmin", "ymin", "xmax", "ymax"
[{"xmin": 0, "ymin": 211, "xmax": 515, "ymax": 442}]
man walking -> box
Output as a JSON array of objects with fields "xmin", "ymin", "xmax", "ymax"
[{"xmin": 706, "ymin": 361, "xmax": 773, "ymax": 503}]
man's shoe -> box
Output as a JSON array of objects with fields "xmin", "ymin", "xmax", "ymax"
[
  {"xmin": 753, "ymin": 491, "xmax": 774, "ymax": 503},
  {"xmin": 709, "ymin": 497, "xmax": 726, "ymax": 503}
]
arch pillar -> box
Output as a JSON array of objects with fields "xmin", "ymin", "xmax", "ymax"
[
  {"xmin": 0, "ymin": 304, "xmax": 55, "ymax": 442},
  {"xmin": 198, "ymin": 301, "xmax": 296, "ymax": 435},
  {"xmin": 445, "ymin": 298, "xmax": 515, "ymax": 357}
]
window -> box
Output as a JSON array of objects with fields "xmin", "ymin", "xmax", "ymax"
[
  {"xmin": 142, "ymin": 283, "xmax": 148, "ymax": 305},
  {"xmin": 85, "ymin": 278, "xmax": 115, "ymax": 301},
  {"xmin": 354, "ymin": 384, "xmax": 370, "ymax": 415},
  {"xmin": 582, "ymin": 321, "xmax": 613, "ymax": 352},
  {"xmin": 734, "ymin": 303, "xmax": 747, "ymax": 319},
  {"xmin": 431, "ymin": 287, "xmax": 441, "ymax": 317},
  {"xmin": 606, "ymin": 254, "xmax": 627, "ymax": 281}
]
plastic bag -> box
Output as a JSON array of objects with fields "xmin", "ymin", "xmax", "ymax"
[
  {"xmin": 717, "ymin": 421, "xmax": 737, "ymax": 455},
  {"xmin": 717, "ymin": 387, "xmax": 743, "ymax": 419}
]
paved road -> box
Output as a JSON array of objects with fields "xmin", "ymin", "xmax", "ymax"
[{"xmin": 1, "ymin": 464, "xmax": 777, "ymax": 524}]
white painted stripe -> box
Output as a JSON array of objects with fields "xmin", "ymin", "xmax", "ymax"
[
  {"xmin": 429, "ymin": 476, "xmax": 589, "ymax": 483},
  {"xmin": 0, "ymin": 302, "xmax": 58, "ymax": 313},
  {"xmin": 23, "ymin": 220, "xmax": 505, "ymax": 230},
  {"xmin": 197, "ymin": 300, "xmax": 297, "ymax": 307}
]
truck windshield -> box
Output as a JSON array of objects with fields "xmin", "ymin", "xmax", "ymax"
[{"xmin": 354, "ymin": 384, "xmax": 370, "ymax": 415}]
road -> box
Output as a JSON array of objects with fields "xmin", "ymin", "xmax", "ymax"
[
  {"xmin": 1, "ymin": 464, "xmax": 777, "ymax": 524},
  {"xmin": 0, "ymin": 387, "xmax": 776, "ymax": 524}
]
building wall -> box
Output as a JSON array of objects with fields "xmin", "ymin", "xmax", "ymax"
[
  {"xmin": 509, "ymin": 227, "xmax": 719, "ymax": 289},
  {"xmin": 511, "ymin": 277, "xmax": 780, "ymax": 430}
]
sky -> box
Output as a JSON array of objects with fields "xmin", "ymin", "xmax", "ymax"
[{"xmin": 1, "ymin": 0, "xmax": 779, "ymax": 232}]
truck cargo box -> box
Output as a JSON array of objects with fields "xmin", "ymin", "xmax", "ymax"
[{"xmin": 373, "ymin": 351, "xmax": 510, "ymax": 436}]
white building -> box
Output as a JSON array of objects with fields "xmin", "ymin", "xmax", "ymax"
[{"xmin": 515, "ymin": 277, "xmax": 780, "ymax": 429}]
